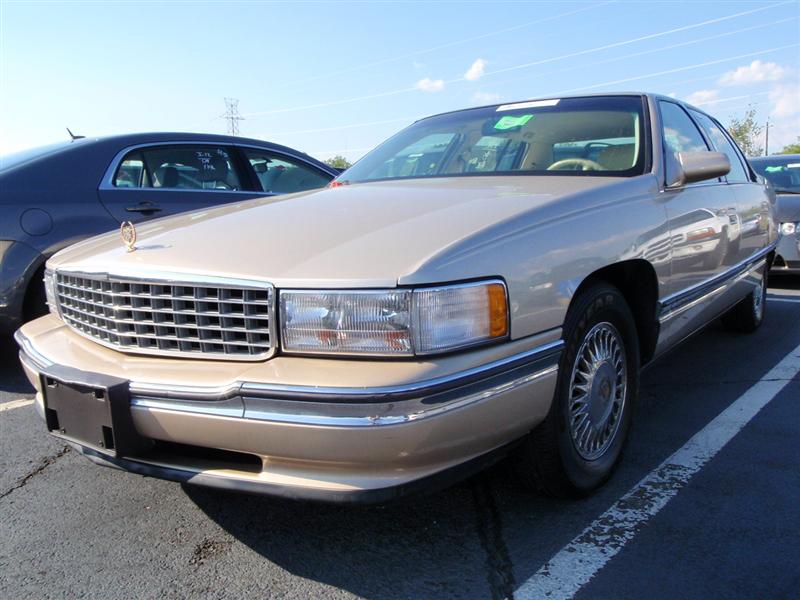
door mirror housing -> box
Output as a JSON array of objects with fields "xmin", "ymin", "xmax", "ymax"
[{"xmin": 666, "ymin": 151, "xmax": 730, "ymax": 188}]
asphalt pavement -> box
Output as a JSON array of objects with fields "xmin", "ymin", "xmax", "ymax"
[{"xmin": 1, "ymin": 276, "xmax": 799, "ymax": 600}]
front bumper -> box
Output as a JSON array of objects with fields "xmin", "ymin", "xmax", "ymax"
[{"xmin": 16, "ymin": 316, "xmax": 561, "ymax": 503}]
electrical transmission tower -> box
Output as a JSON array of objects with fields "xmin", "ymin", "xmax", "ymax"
[{"xmin": 221, "ymin": 98, "xmax": 244, "ymax": 136}]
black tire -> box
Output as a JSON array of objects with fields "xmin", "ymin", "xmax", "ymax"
[
  {"xmin": 514, "ymin": 283, "xmax": 640, "ymax": 498},
  {"xmin": 721, "ymin": 270, "xmax": 767, "ymax": 334},
  {"xmin": 23, "ymin": 265, "xmax": 48, "ymax": 322}
]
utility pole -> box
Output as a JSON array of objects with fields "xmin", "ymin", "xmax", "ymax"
[
  {"xmin": 764, "ymin": 117, "xmax": 770, "ymax": 156},
  {"xmin": 221, "ymin": 98, "xmax": 244, "ymax": 136}
]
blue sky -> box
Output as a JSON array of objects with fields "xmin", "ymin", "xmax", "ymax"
[{"xmin": 1, "ymin": 0, "xmax": 798, "ymax": 160}]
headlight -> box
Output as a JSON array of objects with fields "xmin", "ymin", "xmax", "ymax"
[
  {"xmin": 780, "ymin": 222, "xmax": 797, "ymax": 236},
  {"xmin": 280, "ymin": 280, "xmax": 508, "ymax": 356},
  {"xmin": 43, "ymin": 269, "xmax": 60, "ymax": 316}
]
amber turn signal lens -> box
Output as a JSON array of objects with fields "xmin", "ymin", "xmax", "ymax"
[{"xmin": 487, "ymin": 283, "xmax": 509, "ymax": 338}]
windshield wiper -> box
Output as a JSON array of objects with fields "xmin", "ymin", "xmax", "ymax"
[{"xmin": 775, "ymin": 189, "xmax": 800, "ymax": 194}]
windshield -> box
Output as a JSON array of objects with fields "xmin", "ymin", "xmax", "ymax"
[
  {"xmin": 750, "ymin": 156, "xmax": 800, "ymax": 194},
  {"xmin": 341, "ymin": 96, "xmax": 646, "ymax": 183}
]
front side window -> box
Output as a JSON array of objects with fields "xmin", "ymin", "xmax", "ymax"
[
  {"xmin": 244, "ymin": 149, "xmax": 331, "ymax": 193},
  {"xmin": 689, "ymin": 110, "xmax": 750, "ymax": 183},
  {"xmin": 341, "ymin": 96, "xmax": 647, "ymax": 183},
  {"xmin": 113, "ymin": 145, "xmax": 241, "ymax": 190}
]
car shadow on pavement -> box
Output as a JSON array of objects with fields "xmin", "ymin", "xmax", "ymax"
[
  {"xmin": 182, "ymin": 287, "xmax": 800, "ymax": 599},
  {"xmin": 183, "ymin": 463, "xmax": 528, "ymax": 600},
  {"xmin": 0, "ymin": 335, "xmax": 34, "ymax": 394}
]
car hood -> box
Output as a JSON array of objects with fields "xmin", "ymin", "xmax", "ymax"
[
  {"xmin": 51, "ymin": 176, "xmax": 626, "ymax": 287},
  {"xmin": 776, "ymin": 193, "xmax": 800, "ymax": 222}
]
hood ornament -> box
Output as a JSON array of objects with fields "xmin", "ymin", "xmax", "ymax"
[{"xmin": 120, "ymin": 221, "xmax": 137, "ymax": 252}]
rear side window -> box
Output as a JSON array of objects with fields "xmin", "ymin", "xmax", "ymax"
[
  {"xmin": 689, "ymin": 111, "xmax": 750, "ymax": 183},
  {"xmin": 243, "ymin": 149, "xmax": 330, "ymax": 194},
  {"xmin": 113, "ymin": 145, "xmax": 241, "ymax": 190}
]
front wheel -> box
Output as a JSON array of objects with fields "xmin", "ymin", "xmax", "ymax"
[{"xmin": 514, "ymin": 283, "xmax": 640, "ymax": 498}]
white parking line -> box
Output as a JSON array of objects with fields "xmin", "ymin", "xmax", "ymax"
[
  {"xmin": 0, "ymin": 399, "xmax": 34, "ymax": 412},
  {"xmin": 514, "ymin": 340, "xmax": 800, "ymax": 600}
]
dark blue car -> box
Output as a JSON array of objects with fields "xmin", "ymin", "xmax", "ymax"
[{"xmin": 0, "ymin": 132, "xmax": 337, "ymax": 333}]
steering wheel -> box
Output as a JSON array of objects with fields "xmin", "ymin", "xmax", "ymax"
[{"xmin": 547, "ymin": 158, "xmax": 604, "ymax": 171}]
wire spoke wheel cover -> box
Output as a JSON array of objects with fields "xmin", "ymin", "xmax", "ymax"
[{"xmin": 567, "ymin": 321, "xmax": 628, "ymax": 461}]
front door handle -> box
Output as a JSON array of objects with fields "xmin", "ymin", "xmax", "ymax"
[{"xmin": 125, "ymin": 202, "xmax": 162, "ymax": 215}]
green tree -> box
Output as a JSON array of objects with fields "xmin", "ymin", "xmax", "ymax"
[
  {"xmin": 324, "ymin": 155, "xmax": 352, "ymax": 169},
  {"xmin": 777, "ymin": 137, "xmax": 800, "ymax": 155},
  {"xmin": 727, "ymin": 106, "xmax": 764, "ymax": 157}
]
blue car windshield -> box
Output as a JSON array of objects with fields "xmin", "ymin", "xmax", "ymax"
[
  {"xmin": 750, "ymin": 156, "xmax": 800, "ymax": 194},
  {"xmin": 340, "ymin": 95, "xmax": 646, "ymax": 183}
]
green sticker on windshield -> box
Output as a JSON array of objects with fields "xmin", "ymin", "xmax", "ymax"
[
  {"xmin": 494, "ymin": 114, "xmax": 533, "ymax": 130},
  {"xmin": 764, "ymin": 166, "xmax": 785, "ymax": 172}
]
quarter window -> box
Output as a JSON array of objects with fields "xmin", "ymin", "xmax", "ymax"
[
  {"xmin": 659, "ymin": 101, "xmax": 711, "ymax": 185},
  {"xmin": 114, "ymin": 153, "xmax": 146, "ymax": 187},
  {"xmin": 689, "ymin": 111, "xmax": 750, "ymax": 183},
  {"xmin": 243, "ymin": 149, "xmax": 330, "ymax": 193},
  {"xmin": 659, "ymin": 102, "xmax": 709, "ymax": 155},
  {"xmin": 113, "ymin": 145, "xmax": 241, "ymax": 190}
]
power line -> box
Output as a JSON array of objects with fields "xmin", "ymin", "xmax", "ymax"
[
  {"xmin": 221, "ymin": 98, "xmax": 244, "ymax": 136},
  {"xmin": 243, "ymin": 0, "xmax": 793, "ymax": 118}
]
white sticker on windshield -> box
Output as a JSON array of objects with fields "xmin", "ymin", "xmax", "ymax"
[
  {"xmin": 788, "ymin": 163, "xmax": 800, "ymax": 168},
  {"xmin": 496, "ymin": 99, "xmax": 560, "ymax": 112}
]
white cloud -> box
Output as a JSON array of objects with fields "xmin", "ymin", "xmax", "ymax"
[
  {"xmin": 473, "ymin": 91, "xmax": 500, "ymax": 104},
  {"xmin": 415, "ymin": 77, "xmax": 445, "ymax": 92},
  {"xmin": 464, "ymin": 58, "xmax": 487, "ymax": 82},
  {"xmin": 667, "ymin": 92, "xmax": 677, "ymax": 98},
  {"xmin": 412, "ymin": 61, "xmax": 425, "ymax": 69},
  {"xmin": 769, "ymin": 83, "xmax": 800, "ymax": 118},
  {"xmin": 718, "ymin": 60, "xmax": 787, "ymax": 86},
  {"xmin": 685, "ymin": 89, "xmax": 718, "ymax": 106},
  {"xmin": 767, "ymin": 120, "xmax": 800, "ymax": 153}
]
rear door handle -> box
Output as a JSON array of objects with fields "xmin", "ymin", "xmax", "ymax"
[{"xmin": 125, "ymin": 202, "xmax": 162, "ymax": 215}]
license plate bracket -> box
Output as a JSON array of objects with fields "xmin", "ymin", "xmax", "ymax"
[{"xmin": 41, "ymin": 369, "xmax": 149, "ymax": 457}]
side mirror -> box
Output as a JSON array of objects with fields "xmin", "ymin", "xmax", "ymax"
[{"xmin": 666, "ymin": 151, "xmax": 731, "ymax": 188}]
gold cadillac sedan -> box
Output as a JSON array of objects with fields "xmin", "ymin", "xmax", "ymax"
[{"xmin": 16, "ymin": 94, "xmax": 777, "ymax": 503}]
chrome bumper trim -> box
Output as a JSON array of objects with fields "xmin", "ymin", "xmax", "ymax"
[
  {"xmin": 131, "ymin": 363, "xmax": 559, "ymax": 427},
  {"xmin": 125, "ymin": 338, "xmax": 565, "ymax": 403},
  {"xmin": 13, "ymin": 328, "xmax": 53, "ymax": 367},
  {"xmin": 16, "ymin": 328, "xmax": 563, "ymax": 426}
]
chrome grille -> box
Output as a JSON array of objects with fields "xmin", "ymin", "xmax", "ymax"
[{"xmin": 55, "ymin": 272, "xmax": 275, "ymax": 360}]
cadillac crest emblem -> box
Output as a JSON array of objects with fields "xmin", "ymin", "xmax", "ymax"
[{"xmin": 120, "ymin": 221, "xmax": 137, "ymax": 252}]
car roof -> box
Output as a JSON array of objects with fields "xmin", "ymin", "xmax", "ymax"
[
  {"xmin": 749, "ymin": 154, "xmax": 800, "ymax": 162},
  {"xmin": 2, "ymin": 132, "xmax": 335, "ymax": 174},
  {"xmin": 89, "ymin": 132, "xmax": 329, "ymax": 165},
  {"xmin": 416, "ymin": 92, "xmax": 715, "ymax": 123}
]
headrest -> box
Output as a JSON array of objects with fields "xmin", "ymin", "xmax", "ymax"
[{"xmin": 598, "ymin": 144, "xmax": 635, "ymax": 170}]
